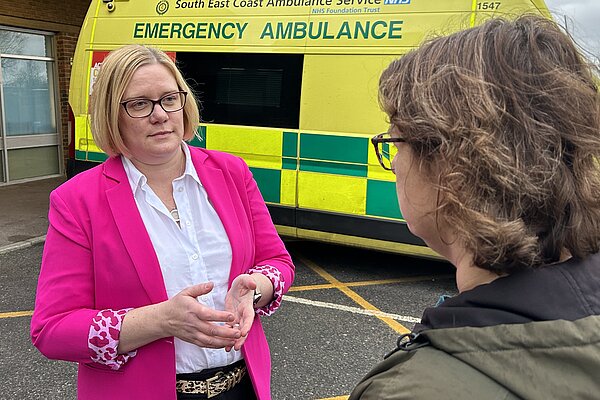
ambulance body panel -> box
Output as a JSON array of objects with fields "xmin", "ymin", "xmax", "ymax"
[{"xmin": 69, "ymin": 0, "xmax": 550, "ymax": 257}]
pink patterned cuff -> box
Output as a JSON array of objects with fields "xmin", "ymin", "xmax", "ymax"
[
  {"xmin": 248, "ymin": 265, "xmax": 285, "ymax": 316},
  {"xmin": 89, "ymin": 309, "xmax": 137, "ymax": 370}
]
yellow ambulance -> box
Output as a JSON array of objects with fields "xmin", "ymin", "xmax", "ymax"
[{"xmin": 68, "ymin": 0, "xmax": 551, "ymax": 257}]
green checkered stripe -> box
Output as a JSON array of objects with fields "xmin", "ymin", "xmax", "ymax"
[
  {"xmin": 77, "ymin": 127, "xmax": 402, "ymax": 220},
  {"xmin": 76, "ymin": 150, "xmax": 108, "ymax": 162},
  {"xmin": 282, "ymin": 132, "xmax": 402, "ymax": 220}
]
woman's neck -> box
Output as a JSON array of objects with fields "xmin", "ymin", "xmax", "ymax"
[
  {"xmin": 455, "ymin": 261, "xmax": 501, "ymax": 293},
  {"xmin": 444, "ymin": 245, "xmax": 501, "ymax": 293},
  {"xmin": 453, "ymin": 248, "xmax": 572, "ymax": 293},
  {"xmin": 130, "ymin": 148, "xmax": 186, "ymax": 189}
]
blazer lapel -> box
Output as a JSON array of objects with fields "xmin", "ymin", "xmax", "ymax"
[
  {"xmin": 191, "ymin": 148, "xmax": 245, "ymax": 283},
  {"xmin": 103, "ymin": 157, "xmax": 168, "ymax": 304}
]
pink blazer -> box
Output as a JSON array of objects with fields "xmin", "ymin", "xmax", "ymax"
[{"xmin": 31, "ymin": 146, "xmax": 295, "ymax": 400}]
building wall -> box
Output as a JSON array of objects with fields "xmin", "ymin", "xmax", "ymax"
[{"xmin": 0, "ymin": 0, "xmax": 92, "ymax": 176}]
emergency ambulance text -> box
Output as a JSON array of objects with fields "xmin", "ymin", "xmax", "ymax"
[{"xmin": 132, "ymin": 20, "xmax": 403, "ymax": 41}]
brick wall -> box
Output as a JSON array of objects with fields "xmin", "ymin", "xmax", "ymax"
[
  {"xmin": 0, "ymin": 0, "xmax": 91, "ymax": 33},
  {"xmin": 0, "ymin": 0, "xmax": 92, "ymax": 175}
]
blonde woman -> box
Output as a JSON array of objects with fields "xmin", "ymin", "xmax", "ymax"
[{"xmin": 31, "ymin": 45, "xmax": 295, "ymax": 400}]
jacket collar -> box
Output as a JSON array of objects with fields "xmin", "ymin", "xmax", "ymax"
[
  {"xmin": 416, "ymin": 253, "xmax": 600, "ymax": 332},
  {"xmin": 189, "ymin": 147, "xmax": 245, "ymax": 283},
  {"xmin": 102, "ymin": 156, "xmax": 168, "ymax": 303}
]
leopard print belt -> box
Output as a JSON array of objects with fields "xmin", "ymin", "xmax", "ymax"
[{"xmin": 176, "ymin": 365, "xmax": 247, "ymax": 398}]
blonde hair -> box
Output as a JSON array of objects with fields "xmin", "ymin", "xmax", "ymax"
[
  {"xmin": 90, "ymin": 45, "xmax": 200, "ymax": 156},
  {"xmin": 380, "ymin": 15, "xmax": 600, "ymax": 273}
]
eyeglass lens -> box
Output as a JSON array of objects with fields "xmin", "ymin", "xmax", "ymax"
[
  {"xmin": 375, "ymin": 133, "xmax": 398, "ymax": 171},
  {"xmin": 124, "ymin": 92, "xmax": 186, "ymax": 117},
  {"xmin": 379, "ymin": 142, "xmax": 394, "ymax": 170}
]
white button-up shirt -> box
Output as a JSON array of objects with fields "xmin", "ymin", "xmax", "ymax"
[{"xmin": 122, "ymin": 143, "xmax": 242, "ymax": 373}]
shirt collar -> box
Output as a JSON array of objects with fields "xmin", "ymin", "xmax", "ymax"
[
  {"xmin": 180, "ymin": 142, "xmax": 201, "ymax": 186},
  {"xmin": 121, "ymin": 154, "xmax": 146, "ymax": 194}
]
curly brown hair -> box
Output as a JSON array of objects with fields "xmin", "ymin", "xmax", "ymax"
[{"xmin": 379, "ymin": 15, "xmax": 600, "ymax": 274}]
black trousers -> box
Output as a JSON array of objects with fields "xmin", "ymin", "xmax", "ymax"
[{"xmin": 176, "ymin": 361, "xmax": 257, "ymax": 400}]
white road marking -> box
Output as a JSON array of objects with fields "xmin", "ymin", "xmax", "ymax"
[{"xmin": 283, "ymin": 295, "xmax": 421, "ymax": 324}]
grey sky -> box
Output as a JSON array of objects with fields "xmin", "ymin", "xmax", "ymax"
[{"xmin": 545, "ymin": 0, "xmax": 600, "ymax": 63}]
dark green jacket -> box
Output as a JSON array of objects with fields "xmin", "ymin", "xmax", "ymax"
[
  {"xmin": 351, "ymin": 254, "xmax": 600, "ymax": 400},
  {"xmin": 351, "ymin": 316, "xmax": 600, "ymax": 399}
]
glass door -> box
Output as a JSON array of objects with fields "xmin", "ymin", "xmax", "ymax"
[{"xmin": 0, "ymin": 27, "xmax": 61, "ymax": 184}]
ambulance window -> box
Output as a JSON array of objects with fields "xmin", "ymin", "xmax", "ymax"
[{"xmin": 177, "ymin": 53, "xmax": 303, "ymax": 129}]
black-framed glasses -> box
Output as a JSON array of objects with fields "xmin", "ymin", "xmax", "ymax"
[
  {"xmin": 120, "ymin": 91, "xmax": 187, "ymax": 118},
  {"xmin": 372, "ymin": 132, "xmax": 405, "ymax": 171}
]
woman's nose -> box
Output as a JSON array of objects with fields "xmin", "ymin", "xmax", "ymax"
[{"xmin": 149, "ymin": 102, "xmax": 169, "ymax": 122}]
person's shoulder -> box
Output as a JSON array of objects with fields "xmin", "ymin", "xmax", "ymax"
[
  {"xmin": 52, "ymin": 161, "xmax": 110, "ymax": 199},
  {"xmin": 353, "ymin": 346, "xmax": 512, "ymax": 400}
]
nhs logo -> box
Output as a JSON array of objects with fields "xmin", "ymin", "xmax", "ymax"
[{"xmin": 384, "ymin": 0, "xmax": 410, "ymax": 4}]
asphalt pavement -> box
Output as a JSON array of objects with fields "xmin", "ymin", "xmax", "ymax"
[{"xmin": 0, "ymin": 176, "xmax": 65, "ymax": 254}]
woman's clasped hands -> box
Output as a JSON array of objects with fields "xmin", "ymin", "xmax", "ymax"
[{"xmin": 160, "ymin": 277, "xmax": 258, "ymax": 352}]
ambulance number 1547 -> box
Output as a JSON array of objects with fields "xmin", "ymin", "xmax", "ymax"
[{"xmin": 477, "ymin": 2, "xmax": 501, "ymax": 10}]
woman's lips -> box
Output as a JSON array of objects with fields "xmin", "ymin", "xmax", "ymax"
[{"xmin": 149, "ymin": 130, "xmax": 171, "ymax": 137}]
